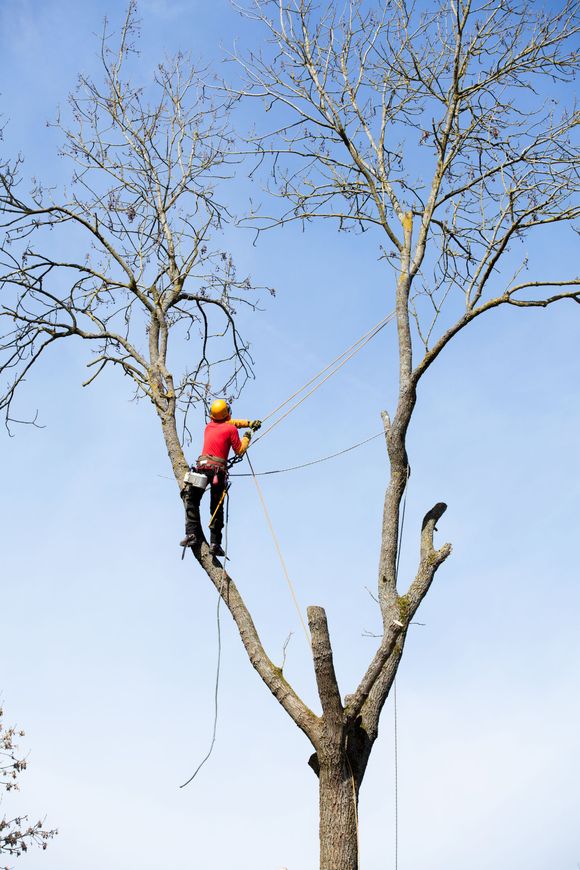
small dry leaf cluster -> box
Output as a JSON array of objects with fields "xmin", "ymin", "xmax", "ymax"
[{"xmin": 0, "ymin": 706, "xmax": 57, "ymax": 868}]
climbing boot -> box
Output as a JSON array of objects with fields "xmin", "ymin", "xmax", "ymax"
[
  {"xmin": 209, "ymin": 542, "xmax": 225, "ymax": 557},
  {"xmin": 179, "ymin": 533, "xmax": 200, "ymax": 548}
]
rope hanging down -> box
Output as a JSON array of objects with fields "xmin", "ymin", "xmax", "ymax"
[
  {"xmin": 247, "ymin": 454, "xmax": 311, "ymax": 646},
  {"xmin": 180, "ymin": 492, "xmax": 231, "ymax": 788},
  {"xmin": 253, "ymin": 310, "xmax": 396, "ymax": 445},
  {"xmin": 393, "ymin": 678, "xmax": 399, "ymax": 870},
  {"xmin": 392, "ymin": 466, "xmax": 410, "ymax": 870}
]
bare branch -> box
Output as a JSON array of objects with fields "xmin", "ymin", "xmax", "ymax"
[
  {"xmin": 0, "ymin": 7, "xmax": 262, "ymax": 431},
  {"xmin": 192, "ymin": 546, "xmax": 320, "ymax": 742},
  {"xmin": 343, "ymin": 618, "xmax": 403, "ymax": 724}
]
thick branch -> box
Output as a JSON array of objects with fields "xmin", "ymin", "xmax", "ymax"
[
  {"xmin": 356, "ymin": 500, "xmax": 451, "ymax": 780},
  {"xmin": 308, "ymin": 606, "xmax": 342, "ymax": 727},
  {"xmin": 193, "ymin": 546, "xmax": 320, "ymax": 743},
  {"xmin": 406, "ymin": 501, "xmax": 452, "ymax": 608},
  {"xmin": 344, "ymin": 618, "xmax": 403, "ymax": 724},
  {"xmin": 412, "ymin": 283, "xmax": 580, "ymax": 386}
]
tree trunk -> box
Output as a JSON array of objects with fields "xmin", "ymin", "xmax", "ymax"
[{"xmin": 319, "ymin": 757, "xmax": 358, "ymax": 870}]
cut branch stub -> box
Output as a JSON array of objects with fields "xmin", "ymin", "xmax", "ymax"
[
  {"xmin": 421, "ymin": 501, "xmax": 448, "ymax": 559},
  {"xmin": 404, "ymin": 502, "xmax": 452, "ymax": 617}
]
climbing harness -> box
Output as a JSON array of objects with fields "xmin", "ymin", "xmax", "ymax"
[
  {"xmin": 197, "ymin": 454, "xmax": 228, "ymax": 469},
  {"xmin": 180, "ymin": 456, "xmax": 230, "ymax": 559}
]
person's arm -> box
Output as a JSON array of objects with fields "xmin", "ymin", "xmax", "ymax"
[
  {"xmin": 231, "ymin": 418, "xmax": 262, "ymax": 431},
  {"xmin": 236, "ymin": 431, "xmax": 251, "ymax": 456},
  {"xmin": 230, "ymin": 426, "xmax": 251, "ymax": 457}
]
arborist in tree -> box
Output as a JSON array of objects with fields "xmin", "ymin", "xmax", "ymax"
[{"xmin": 180, "ymin": 399, "xmax": 262, "ymax": 556}]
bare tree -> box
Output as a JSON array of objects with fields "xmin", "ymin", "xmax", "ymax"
[
  {"xmin": 0, "ymin": 704, "xmax": 56, "ymax": 868},
  {"xmin": 220, "ymin": 0, "xmax": 577, "ymax": 866},
  {"xmin": 1, "ymin": 2, "xmax": 578, "ymax": 869},
  {"xmin": 0, "ymin": 2, "xmax": 262, "ymax": 461}
]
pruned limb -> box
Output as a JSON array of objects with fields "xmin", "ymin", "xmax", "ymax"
[
  {"xmin": 348, "ymin": 505, "xmax": 449, "ymax": 733},
  {"xmin": 421, "ymin": 502, "xmax": 448, "ymax": 558},
  {"xmin": 308, "ymin": 605, "xmax": 342, "ymax": 727},
  {"xmin": 406, "ymin": 502, "xmax": 452, "ymax": 613},
  {"xmin": 352, "ymin": 499, "xmax": 451, "ymax": 780}
]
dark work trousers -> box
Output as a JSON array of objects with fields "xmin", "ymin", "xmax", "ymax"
[{"xmin": 182, "ymin": 467, "xmax": 227, "ymax": 545}]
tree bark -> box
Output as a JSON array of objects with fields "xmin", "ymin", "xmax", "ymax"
[
  {"xmin": 308, "ymin": 605, "xmax": 360, "ymax": 869},
  {"xmin": 319, "ymin": 756, "xmax": 359, "ymax": 870}
]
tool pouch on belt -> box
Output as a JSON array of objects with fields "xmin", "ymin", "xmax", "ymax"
[
  {"xmin": 183, "ymin": 469, "xmax": 209, "ymax": 490},
  {"xmin": 196, "ymin": 455, "xmax": 227, "ymax": 487}
]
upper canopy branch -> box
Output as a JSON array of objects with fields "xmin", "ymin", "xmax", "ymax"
[
  {"xmin": 236, "ymin": 0, "xmax": 577, "ymax": 351},
  {"xmin": 412, "ymin": 280, "xmax": 580, "ymax": 384},
  {"xmin": 0, "ymin": 6, "xmax": 263, "ymax": 431}
]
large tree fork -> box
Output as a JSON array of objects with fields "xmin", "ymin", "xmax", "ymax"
[
  {"xmin": 180, "ymin": 490, "xmax": 450, "ymax": 870},
  {"xmin": 178, "ymin": 446, "xmax": 451, "ymax": 748}
]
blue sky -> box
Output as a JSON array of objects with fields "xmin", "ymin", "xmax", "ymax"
[{"xmin": 1, "ymin": 2, "xmax": 579, "ymax": 869}]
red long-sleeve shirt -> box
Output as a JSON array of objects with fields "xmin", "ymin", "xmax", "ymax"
[{"xmin": 200, "ymin": 420, "xmax": 247, "ymax": 461}]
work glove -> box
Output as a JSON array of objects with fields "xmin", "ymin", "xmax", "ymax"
[
  {"xmin": 243, "ymin": 430, "xmax": 252, "ymax": 442},
  {"xmin": 250, "ymin": 419, "xmax": 262, "ymax": 432}
]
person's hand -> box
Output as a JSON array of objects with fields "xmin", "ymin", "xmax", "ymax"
[
  {"xmin": 250, "ymin": 420, "xmax": 262, "ymax": 431},
  {"xmin": 243, "ymin": 430, "xmax": 252, "ymax": 441}
]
